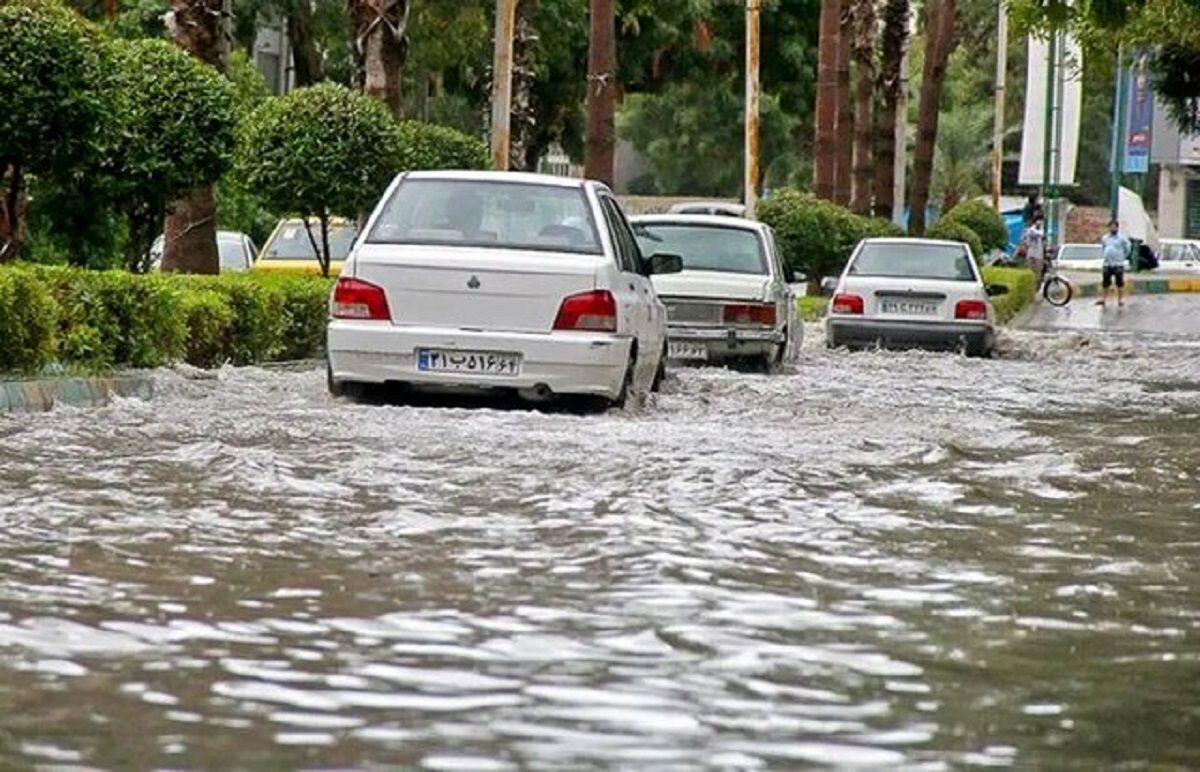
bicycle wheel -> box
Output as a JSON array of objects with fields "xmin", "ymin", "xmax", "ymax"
[{"xmin": 1043, "ymin": 275, "xmax": 1072, "ymax": 306}]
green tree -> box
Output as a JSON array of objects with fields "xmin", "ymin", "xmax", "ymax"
[
  {"xmin": 0, "ymin": 0, "xmax": 103, "ymax": 261},
  {"xmin": 103, "ymin": 37, "xmax": 238, "ymax": 272},
  {"xmin": 395, "ymin": 121, "xmax": 489, "ymax": 171},
  {"xmin": 236, "ymin": 84, "xmax": 402, "ymax": 276}
]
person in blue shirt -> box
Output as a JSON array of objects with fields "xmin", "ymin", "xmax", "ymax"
[{"xmin": 1098, "ymin": 219, "xmax": 1131, "ymax": 308}]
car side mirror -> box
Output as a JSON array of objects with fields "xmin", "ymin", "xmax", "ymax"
[
  {"xmin": 645, "ymin": 252, "xmax": 683, "ymax": 275},
  {"xmin": 820, "ymin": 276, "xmax": 839, "ymax": 296},
  {"xmin": 986, "ymin": 283, "xmax": 1009, "ymax": 297},
  {"xmin": 782, "ymin": 263, "xmax": 796, "ymax": 283}
]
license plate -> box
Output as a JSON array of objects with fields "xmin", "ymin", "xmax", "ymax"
[
  {"xmin": 668, "ymin": 342, "xmax": 708, "ymax": 361},
  {"xmin": 880, "ymin": 300, "xmax": 939, "ymax": 315},
  {"xmin": 416, "ymin": 349, "xmax": 521, "ymax": 376}
]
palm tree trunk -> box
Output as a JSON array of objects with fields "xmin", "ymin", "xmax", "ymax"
[
  {"xmin": 349, "ymin": 0, "xmax": 410, "ymax": 119},
  {"xmin": 162, "ymin": 0, "xmax": 224, "ymax": 275},
  {"xmin": 287, "ymin": 0, "xmax": 324, "ymax": 86},
  {"xmin": 813, "ymin": 0, "xmax": 840, "ymax": 200},
  {"xmin": 872, "ymin": 0, "xmax": 908, "ymax": 220},
  {"xmin": 850, "ymin": 0, "xmax": 876, "ymax": 214},
  {"xmin": 834, "ymin": 0, "xmax": 854, "ymax": 206},
  {"xmin": 584, "ymin": 0, "xmax": 616, "ymax": 185},
  {"xmin": 509, "ymin": 0, "xmax": 539, "ymax": 172},
  {"xmin": 908, "ymin": 0, "xmax": 956, "ymax": 235},
  {"xmin": 0, "ymin": 162, "xmax": 25, "ymax": 263}
]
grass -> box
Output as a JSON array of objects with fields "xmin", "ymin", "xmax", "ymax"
[{"xmin": 797, "ymin": 295, "xmax": 829, "ymax": 322}]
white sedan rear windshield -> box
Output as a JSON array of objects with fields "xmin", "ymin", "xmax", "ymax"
[
  {"xmin": 367, "ymin": 179, "xmax": 602, "ymax": 255},
  {"xmin": 633, "ymin": 224, "xmax": 766, "ymax": 275},
  {"xmin": 849, "ymin": 243, "xmax": 976, "ymax": 281}
]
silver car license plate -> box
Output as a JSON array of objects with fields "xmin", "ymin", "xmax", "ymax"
[
  {"xmin": 417, "ymin": 349, "xmax": 521, "ymax": 376},
  {"xmin": 880, "ymin": 300, "xmax": 939, "ymax": 315},
  {"xmin": 668, "ymin": 342, "xmax": 708, "ymax": 361}
]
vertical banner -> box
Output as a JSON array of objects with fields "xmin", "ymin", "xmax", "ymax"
[
  {"xmin": 1123, "ymin": 52, "xmax": 1154, "ymax": 174},
  {"xmin": 1018, "ymin": 33, "xmax": 1084, "ymax": 186}
]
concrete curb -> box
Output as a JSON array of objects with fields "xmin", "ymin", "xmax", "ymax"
[
  {"xmin": 1074, "ymin": 276, "xmax": 1200, "ymax": 298},
  {"xmin": 0, "ymin": 375, "xmax": 153, "ymax": 414}
]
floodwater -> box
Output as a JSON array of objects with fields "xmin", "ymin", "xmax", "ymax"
[{"xmin": 1, "ymin": 327, "xmax": 1198, "ymax": 769}]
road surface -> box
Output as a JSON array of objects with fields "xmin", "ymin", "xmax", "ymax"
[{"xmin": 1018, "ymin": 290, "xmax": 1200, "ymax": 339}]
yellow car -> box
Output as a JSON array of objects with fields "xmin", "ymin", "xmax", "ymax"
[{"xmin": 252, "ymin": 218, "xmax": 360, "ymax": 277}]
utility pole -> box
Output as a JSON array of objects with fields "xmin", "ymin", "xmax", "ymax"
[
  {"xmin": 584, "ymin": 0, "xmax": 617, "ymax": 186},
  {"xmin": 490, "ymin": 0, "xmax": 518, "ymax": 171},
  {"xmin": 991, "ymin": 1, "xmax": 1007, "ymax": 209},
  {"xmin": 1040, "ymin": 29, "xmax": 1059, "ymax": 247},
  {"xmin": 744, "ymin": 0, "xmax": 761, "ymax": 218}
]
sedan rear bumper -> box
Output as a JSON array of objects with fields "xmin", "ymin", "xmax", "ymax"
[
  {"xmin": 328, "ymin": 321, "xmax": 632, "ymax": 398},
  {"xmin": 826, "ymin": 318, "xmax": 993, "ymax": 353}
]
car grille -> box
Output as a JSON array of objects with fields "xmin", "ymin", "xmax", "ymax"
[{"xmin": 662, "ymin": 300, "xmax": 722, "ymax": 324}]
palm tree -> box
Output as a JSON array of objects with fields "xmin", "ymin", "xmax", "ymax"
[
  {"xmin": 509, "ymin": 0, "xmax": 539, "ymax": 171},
  {"xmin": 872, "ymin": 0, "xmax": 908, "ymax": 220},
  {"xmin": 908, "ymin": 0, "xmax": 956, "ymax": 235},
  {"xmin": 813, "ymin": 0, "xmax": 840, "ymax": 200},
  {"xmin": 584, "ymin": 0, "xmax": 616, "ymax": 185},
  {"xmin": 834, "ymin": 0, "xmax": 854, "ymax": 206},
  {"xmin": 933, "ymin": 105, "xmax": 992, "ymax": 211},
  {"xmin": 348, "ymin": 0, "xmax": 410, "ymax": 119},
  {"xmin": 850, "ymin": 0, "xmax": 876, "ymax": 214}
]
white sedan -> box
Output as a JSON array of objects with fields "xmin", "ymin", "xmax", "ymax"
[
  {"xmin": 1158, "ymin": 239, "xmax": 1200, "ymax": 273},
  {"xmin": 631, "ymin": 214, "xmax": 801, "ymax": 372},
  {"xmin": 825, "ymin": 238, "xmax": 1005, "ymax": 357},
  {"xmin": 326, "ymin": 171, "xmax": 680, "ymax": 409}
]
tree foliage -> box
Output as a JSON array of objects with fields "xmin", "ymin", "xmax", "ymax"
[
  {"xmin": 757, "ymin": 188, "xmax": 903, "ymax": 282},
  {"xmin": 395, "ymin": 121, "xmax": 489, "ymax": 172},
  {"xmin": 926, "ymin": 215, "xmax": 984, "ymax": 258},
  {"xmin": 236, "ymin": 84, "xmax": 401, "ymax": 275},
  {"xmin": 942, "ymin": 198, "xmax": 1009, "ymax": 252},
  {"xmin": 103, "ymin": 38, "xmax": 237, "ymax": 271}
]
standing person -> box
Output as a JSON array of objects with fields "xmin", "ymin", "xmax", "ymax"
[
  {"xmin": 1020, "ymin": 215, "xmax": 1047, "ymax": 286},
  {"xmin": 1098, "ymin": 219, "xmax": 1132, "ymax": 308}
]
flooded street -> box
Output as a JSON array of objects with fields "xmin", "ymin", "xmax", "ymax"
[{"xmin": 1, "ymin": 327, "xmax": 1198, "ymax": 769}]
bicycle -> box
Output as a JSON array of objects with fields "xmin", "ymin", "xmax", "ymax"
[{"xmin": 1039, "ymin": 257, "xmax": 1073, "ymax": 306}]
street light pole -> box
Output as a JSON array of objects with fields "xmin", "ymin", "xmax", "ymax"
[
  {"xmin": 490, "ymin": 0, "xmax": 518, "ymax": 171},
  {"xmin": 1108, "ymin": 45, "xmax": 1127, "ymax": 221},
  {"xmin": 744, "ymin": 0, "xmax": 761, "ymax": 218},
  {"xmin": 991, "ymin": 1, "xmax": 1007, "ymax": 209}
]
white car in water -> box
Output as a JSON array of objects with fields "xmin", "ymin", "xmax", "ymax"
[
  {"xmin": 326, "ymin": 171, "xmax": 680, "ymax": 409},
  {"xmin": 1158, "ymin": 238, "xmax": 1200, "ymax": 273},
  {"xmin": 631, "ymin": 214, "xmax": 801, "ymax": 371},
  {"xmin": 825, "ymin": 238, "xmax": 1005, "ymax": 357}
]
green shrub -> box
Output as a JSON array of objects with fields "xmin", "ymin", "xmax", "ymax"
[
  {"xmin": 0, "ymin": 267, "xmax": 58, "ymax": 373},
  {"xmin": 797, "ymin": 296, "xmax": 829, "ymax": 322},
  {"xmin": 758, "ymin": 189, "xmax": 904, "ymax": 281},
  {"xmin": 982, "ymin": 266, "xmax": 1037, "ymax": 324},
  {"xmin": 235, "ymin": 83, "xmax": 401, "ymax": 276},
  {"xmin": 0, "ymin": 267, "xmax": 331, "ymax": 374},
  {"xmin": 943, "ymin": 199, "xmax": 1009, "ymax": 252},
  {"xmin": 396, "ymin": 121, "xmax": 489, "ymax": 171},
  {"xmin": 926, "ymin": 218, "xmax": 984, "ymax": 261}
]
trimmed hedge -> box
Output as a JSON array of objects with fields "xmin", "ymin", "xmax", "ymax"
[
  {"xmin": 942, "ymin": 200, "xmax": 1009, "ymax": 253},
  {"xmin": 758, "ymin": 189, "xmax": 904, "ymax": 281},
  {"xmin": 982, "ymin": 266, "xmax": 1037, "ymax": 324},
  {"xmin": 926, "ymin": 218, "xmax": 984, "ymax": 262},
  {"xmin": 0, "ymin": 266, "xmax": 332, "ymax": 374}
]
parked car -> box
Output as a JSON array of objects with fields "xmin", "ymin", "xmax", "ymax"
[
  {"xmin": 631, "ymin": 214, "xmax": 801, "ymax": 372},
  {"xmin": 825, "ymin": 238, "xmax": 1006, "ymax": 357},
  {"xmin": 326, "ymin": 171, "xmax": 681, "ymax": 409},
  {"xmin": 253, "ymin": 218, "xmax": 359, "ymax": 276},
  {"xmin": 1158, "ymin": 238, "xmax": 1200, "ymax": 273},
  {"xmin": 667, "ymin": 201, "xmax": 747, "ymax": 218},
  {"xmin": 148, "ymin": 230, "xmax": 258, "ymax": 273},
  {"xmin": 1055, "ymin": 243, "xmax": 1130, "ymax": 272}
]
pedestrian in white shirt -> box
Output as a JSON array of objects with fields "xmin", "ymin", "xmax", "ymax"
[{"xmin": 1098, "ymin": 219, "xmax": 1131, "ymax": 308}]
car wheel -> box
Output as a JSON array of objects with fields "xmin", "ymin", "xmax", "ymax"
[
  {"xmin": 612, "ymin": 353, "xmax": 636, "ymax": 409},
  {"xmin": 650, "ymin": 342, "xmax": 667, "ymax": 393},
  {"xmin": 327, "ymin": 362, "xmax": 364, "ymax": 401},
  {"xmin": 759, "ymin": 342, "xmax": 786, "ymax": 375}
]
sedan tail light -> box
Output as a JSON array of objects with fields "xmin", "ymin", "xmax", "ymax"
[
  {"xmin": 553, "ymin": 290, "xmax": 617, "ymax": 332},
  {"xmin": 723, "ymin": 303, "xmax": 776, "ymax": 326},
  {"xmin": 955, "ymin": 299, "xmax": 989, "ymax": 320},
  {"xmin": 332, "ymin": 277, "xmax": 391, "ymax": 320},
  {"xmin": 831, "ymin": 293, "xmax": 864, "ymax": 315}
]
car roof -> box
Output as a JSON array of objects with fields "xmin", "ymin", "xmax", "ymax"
[
  {"xmin": 861, "ymin": 237, "xmax": 968, "ymax": 249},
  {"xmin": 403, "ymin": 170, "xmax": 588, "ymax": 189},
  {"xmin": 630, "ymin": 214, "xmax": 766, "ymax": 232}
]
